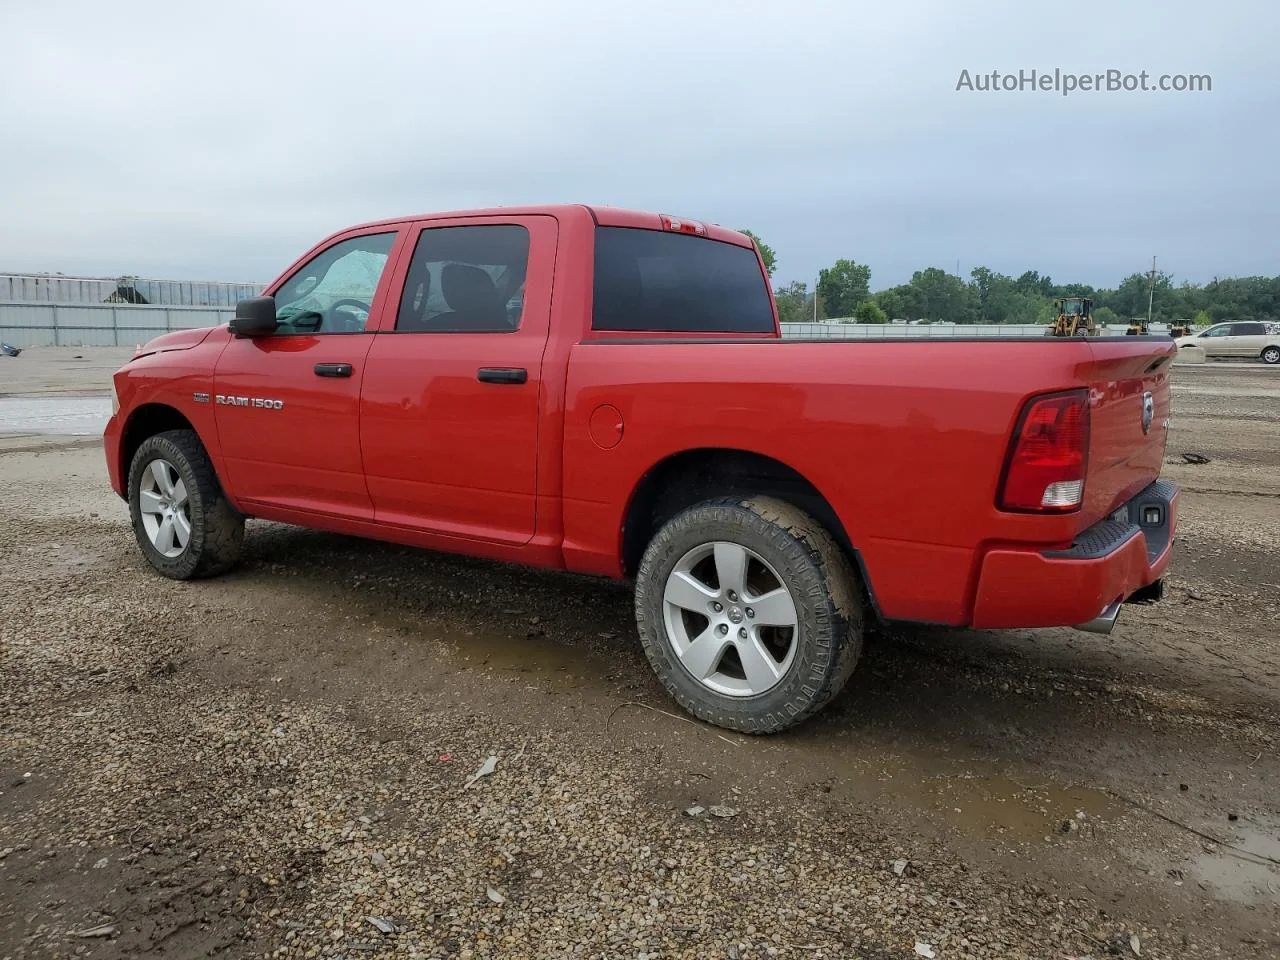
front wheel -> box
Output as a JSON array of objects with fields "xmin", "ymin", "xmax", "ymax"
[
  {"xmin": 634, "ymin": 496, "xmax": 864, "ymax": 734},
  {"xmin": 127, "ymin": 429, "xmax": 244, "ymax": 580},
  {"xmin": 1262, "ymin": 346, "xmax": 1280, "ymax": 365}
]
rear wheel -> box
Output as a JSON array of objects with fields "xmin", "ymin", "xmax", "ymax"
[
  {"xmin": 127, "ymin": 429, "xmax": 244, "ymax": 580},
  {"xmin": 634, "ymin": 496, "xmax": 864, "ymax": 734},
  {"xmin": 1262, "ymin": 346, "xmax": 1280, "ymax": 365}
]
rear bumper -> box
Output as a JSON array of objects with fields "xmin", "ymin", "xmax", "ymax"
[{"xmin": 971, "ymin": 479, "xmax": 1178, "ymax": 631}]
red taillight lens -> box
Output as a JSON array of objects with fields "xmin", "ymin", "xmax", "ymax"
[
  {"xmin": 998, "ymin": 389, "xmax": 1091, "ymax": 512},
  {"xmin": 659, "ymin": 214, "xmax": 707, "ymax": 236}
]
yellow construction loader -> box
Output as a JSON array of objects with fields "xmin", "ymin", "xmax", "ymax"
[{"xmin": 1046, "ymin": 297, "xmax": 1097, "ymax": 336}]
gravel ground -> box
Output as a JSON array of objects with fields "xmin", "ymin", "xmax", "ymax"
[{"xmin": 2, "ymin": 351, "xmax": 1278, "ymax": 959}]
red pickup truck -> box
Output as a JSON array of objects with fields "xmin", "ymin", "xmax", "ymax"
[{"xmin": 104, "ymin": 204, "xmax": 1178, "ymax": 733}]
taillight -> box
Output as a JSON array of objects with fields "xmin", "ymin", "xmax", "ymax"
[
  {"xmin": 998, "ymin": 389, "xmax": 1091, "ymax": 512},
  {"xmin": 659, "ymin": 214, "xmax": 708, "ymax": 236}
]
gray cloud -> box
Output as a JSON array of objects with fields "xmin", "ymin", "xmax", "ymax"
[{"xmin": 1, "ymin": 0, "xmax": 1274, "ymax": 290}]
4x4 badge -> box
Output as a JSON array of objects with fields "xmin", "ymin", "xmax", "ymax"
[{"xmin": 1141, "ymin": 391, "xmax": 1154, "ymax": 434}]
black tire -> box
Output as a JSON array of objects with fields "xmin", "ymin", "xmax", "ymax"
[
  {"xmin": 127, "ymin": 428, "xmax": 244, "ymax": 580},
  {"xmin": 1262, "ymin": 346, "xmax": 1280, "ymax": 365},
  {"xmin": 634, "ymin": 496, "xmax": 864, "ymax": 734}
]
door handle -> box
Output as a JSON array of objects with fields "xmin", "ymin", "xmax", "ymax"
[
  {"xmin": 477, "ymin": 367, "xmax": 527, "ymax": 384},
  {"xmin": 314, "ymin": 362, "xmax": 353, "ymax": 378}
]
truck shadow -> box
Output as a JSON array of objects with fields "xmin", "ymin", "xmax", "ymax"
[{"xmin": 228, "ymin": 520, "xmax": 1275, "ymax": 771}]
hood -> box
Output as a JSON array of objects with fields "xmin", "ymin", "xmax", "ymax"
[{"xmin": 135, "ymin": 325, "xmax": 220, "ymax": 357}]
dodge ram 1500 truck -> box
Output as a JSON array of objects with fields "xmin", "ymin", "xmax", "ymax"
[{"xmin": 104, "ymin": 204, "xmax": 1179, "ymax": 733}]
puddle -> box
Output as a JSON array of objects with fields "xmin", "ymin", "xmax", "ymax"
[
  {"xmin": 0, "ymin": 395, "xmax": 112, "ymax": 435},
  {"xmin": 914, "ymin": 771, "xmax": 1125, "ymax": 838},
  {"xmin": 441, "ymin": 624, "xmax": 601, "ymax": 679},
  {"xmin": 375, "ymin": 609, "xmax": 620, "ymax": 690},
  {"xmin": 1189, "ymin": 819, "xmax": 1280, "ymax": 903},
  {"xmin": 830, "ymin": 750, "xmax": 1128, "ymax": 841}
]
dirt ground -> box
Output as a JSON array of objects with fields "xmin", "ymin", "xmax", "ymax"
[{"xmin": 1, "ymin": 350, "xmax": 1278, "ymax": 959}]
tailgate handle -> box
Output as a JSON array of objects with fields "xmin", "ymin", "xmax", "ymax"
[
  {"xmin": 477, "ymin": 367, "xmax": 527, "ymax": 384},
  {"xmin": 314, "ymin": 362, "xmax": 353, "ymax": 378}
]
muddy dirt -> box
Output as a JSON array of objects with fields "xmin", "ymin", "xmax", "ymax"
[{"xmin": 1, "ymin": 352, "xmax": 1278, "ymax": 959}]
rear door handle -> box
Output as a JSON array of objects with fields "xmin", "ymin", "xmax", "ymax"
[
  {"xmin": 314, "ymin": 362, "xmax": 353, "ymax": 378},
  {"xmin": 477, "ymin": 367, "xmax": 527, "ymax": 384}
]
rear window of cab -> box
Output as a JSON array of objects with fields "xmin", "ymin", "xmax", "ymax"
[{"xmin": 591, "ymin": 226, "xmax": 775, "ymax": 333}]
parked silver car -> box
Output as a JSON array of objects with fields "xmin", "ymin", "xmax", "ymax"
[{"xmin": 1175, "ymin": 321, "xmax": 1280, "ymax": 364}]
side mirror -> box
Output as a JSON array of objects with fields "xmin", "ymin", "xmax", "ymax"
[{"xmin": 230, "ymin": 296, "xmax": 278, "ymax": 337}]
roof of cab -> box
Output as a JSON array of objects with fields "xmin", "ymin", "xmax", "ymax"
[{"xmin": 335, "ymin": 204, "xmax": 754, "ymax": 248}]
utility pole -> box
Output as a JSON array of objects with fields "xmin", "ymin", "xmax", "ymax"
[
  {"xmin": 1146, "ymin": 255, "xmax": 1157, "ymax": 327},
  {"xmin": 813, "ymin": 276, "xmax": 818, "ymax": 322}
]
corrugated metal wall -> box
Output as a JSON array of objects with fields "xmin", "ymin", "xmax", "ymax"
[
  {"xmin": 0, "ymin": 273, "xmax": 263, "ymax": 307},
  {"xmin": 0, "ymin": 303, "xmax": 233, "ymax": 347}
]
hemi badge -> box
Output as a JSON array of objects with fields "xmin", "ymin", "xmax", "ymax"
[{"xmin": 193, "ymin": 392, "xmax": 211, "ymax": 404}]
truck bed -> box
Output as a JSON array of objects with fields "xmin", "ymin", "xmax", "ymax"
[{"xmin": 561, "ymin": 334, "xmax": 1175, "ymax": 626}]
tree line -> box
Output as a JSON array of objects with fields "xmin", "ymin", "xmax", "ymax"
[{"xmin": 738, "ymin": 230, "xmax": 1280, "ymax": 326}]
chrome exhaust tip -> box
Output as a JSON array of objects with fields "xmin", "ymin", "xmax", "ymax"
[{"xmin": 1075, "ymin": 599, "xmax": 1122, "ymax": 635}]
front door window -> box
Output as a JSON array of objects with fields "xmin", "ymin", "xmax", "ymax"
[{"xmin": 272, "ymin": 232, "xmax": 396, "ymax": 334}]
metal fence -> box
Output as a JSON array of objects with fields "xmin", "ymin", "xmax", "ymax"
[
  {"xmin": 0, "ymin": 306, "xmax": 1178, "ymax": 349},
  {"xmin": 0, "ymin": 302, "xmax": 235, "ymax": 348},
  {"xmin": 0, "ymin": 273, "xmax": 263, "ymax": 308},
  {"xmin": 779, "ymin": 321, "xmax": 1174, "ymax": 338}
]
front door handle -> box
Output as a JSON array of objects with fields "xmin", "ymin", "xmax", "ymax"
[
  {"xmin": 477, "ymin": 367, "xmax": 527, "ymax": 384},
  {"xmin": 314, "ymin": 362, "xmax": 353, "ymax": 378}
]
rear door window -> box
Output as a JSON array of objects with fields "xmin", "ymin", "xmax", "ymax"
[
  {"xmin": 1230, "ymin": 322, "xmax": 1266, "ymax": 336},
  {"xmin": 591, "ymin": 227, "xmax": 774, "ymax": 333},
  {"xmin": 395, "ymin": 225, "xmax": 530, "ymax": 333}
]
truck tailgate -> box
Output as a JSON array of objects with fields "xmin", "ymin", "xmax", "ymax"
[{"xmin": 1078, "ymin": 338, "xmax": 1175, "ymax": 525}]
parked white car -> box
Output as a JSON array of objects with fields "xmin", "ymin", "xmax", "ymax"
[{"xmin": 1175, "ymin": 321, "xmax": 1280, "ymax": 364}]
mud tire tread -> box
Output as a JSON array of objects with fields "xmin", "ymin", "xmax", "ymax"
[
  {"xmin": 634, "ymin": 495, "xmax": 864, "ymax": 734},
  {"xmin": 127, "ymin": 428, "xmax": 244, "ymax": 580}
]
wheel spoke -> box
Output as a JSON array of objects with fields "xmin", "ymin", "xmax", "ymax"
[
  {"xmin": 713, "ymin": 542, "xmax": 748, "ymax": 597},
  {"xmin": 156, "ymin": 514, "xmax": 176, "ymax": 553},
  {"xmin": 737, "ymin": 635, "xmax": 782, "ymax": 692},
  {"xmin": 139, "ymin": 490, "xmax": 165, "ymax": 516},
  {"xmin": 171, "ymin": 478, "xmax": 188, "ymax": 509},
  {"xmin": 748, "ymin": 587, "xmax": 797, "ymax": 629},
  {"xmin": 664, "ymin": 570, "xmax": 717, "ymax": 612},
  {"xmin": 150, "ymin": 460, "xmax": 175, "ymax": 496},
  {"xmin": 173, "ymin": 510, "xmax": 192, "ymax": 548},
  {"xmin": 679, "ymin": 626, "xmax": 732, "ymax": 680}
]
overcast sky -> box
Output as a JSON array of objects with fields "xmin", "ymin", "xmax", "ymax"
[{"xmin": 1, "ymin": 0, "xmax": 1275, "ymax": 290}]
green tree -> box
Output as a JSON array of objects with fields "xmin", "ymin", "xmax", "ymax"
[
  {"xmin": 773, "ymin": 280, "xmax": 813, "ymax": 323},
  {"xmin": 817, "ymin": 259, "xmax": 872, "ymax": 319},
  {"xmin": 909, "ymin": 267, "xmax": 977, "ymax": 322},
  {"xmin": 1092, "ymin": 305, "xmax": 1121, "ymax": 326},
  {"xmin": 1015, "ymin": 270, "xmax": 1054, "ymax": 298},
  {"xmin": 853, "ymin": 300, "xmax": 888, "ymax": 323},
  {"xmin": 874, "ymin": 288, "xmax": 904, "ymax": 321},
  {"xmin": 879, "ymin": 284, "xmax": 927, "ymax": 321},
  {"xmin": 970, "ymin": 266, "xmax": 997, "ymax": 321},
  {"xmin": 739, "ymin": 229, "xmax": 776, "ymax": 278},
  {"xmin": 1100, "ymin": 271, "xmax": 1174, "ymax": 321}
]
